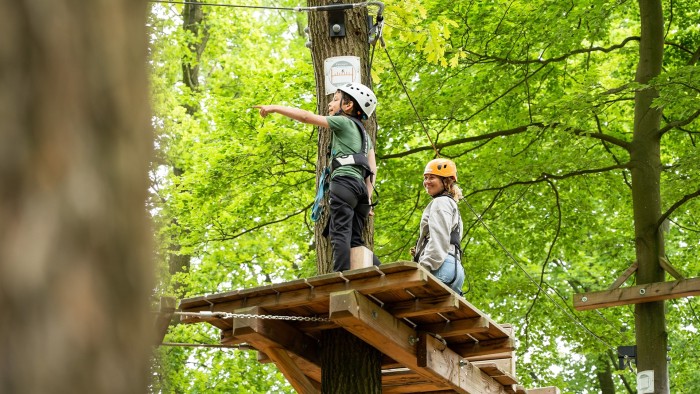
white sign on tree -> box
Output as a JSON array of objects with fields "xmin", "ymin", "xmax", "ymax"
[{"xmin": 324, "ymin": 56, "xmax": 361, "ymax": 95}]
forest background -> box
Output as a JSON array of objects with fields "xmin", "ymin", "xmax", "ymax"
[{"xmin": 148, "ymin": 0, "xmax": 700, "ymax": 392}]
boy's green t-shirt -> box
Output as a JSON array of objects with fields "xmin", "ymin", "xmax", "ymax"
[{"xmin": 326, "ymin": 115, "xmax": 373, "ymax": 180}]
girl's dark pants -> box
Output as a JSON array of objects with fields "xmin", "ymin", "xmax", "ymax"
[{"xmin": 328, "ymin": 175, "xmax": 374, "ymax": 272}]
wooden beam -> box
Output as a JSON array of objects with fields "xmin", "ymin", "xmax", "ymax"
[
  {"xmin": 418, "ymin": 316, "xmax": 489, "ymax": 338},
  {"xmin": 381, "ymin": 369, "xmax": 448, "ymax": 393},
  {"xmin": 329, "ymin": 290, "xmax": 508, "ymax": 394},
  {"xmin": 449, "ymin": 337, "xmax": 516, "ymax": 359},
  {"xmin": 231, "ymin": 306, "xmax": 321, "ymax": 365},
  {"xmin": 574, "ymin": 277, "xmax": 700, "ymax": 311},
  {"xmin": 231, "ymin": 306, "xmax": 321, "ymax": 394},
  {"xmin": 265, "ymin": 347, "xmax": 320, "ymax": 394},
  {"xmin": 471, "ymin": 361, "xmax": 518, "ymax": 385},
  {"xmin": 608, "ymin": 262, "xmax": 638, "ymax": 290},
  {"xmin": 527, "ymin": 387, "xmax": 561, "ymax": 394},
  {"xmin": 417, "ymin": 333, "xmax": 510, "ymax": 394},
  {"xmin": 659, "ymin": 257, "xmax": 684, "ymax": 280},
  {"xmin": 153, "ymin": 296, "xmax": 176, "ymax": 345},
  {"xmin": 388, "ymin": 294, "xmax": 460, "ymax": 318}
]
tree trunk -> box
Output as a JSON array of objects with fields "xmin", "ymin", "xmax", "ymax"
[
  {"xmin": 168, "ymin": 1, "xmax": 209, "ymax": 293},
  {"xmin": 0, "ymin": 1, "xmax": 153, "ymax": 393},
  {"xmin": 596, "ymin": 356, "xmax": 616, "ymax": 394},
  {"xmin": 321, "ymin": 329, "xmax": 382, "ymax": 393},
  {"xmin": 632, "ymin": 0, "xmax": 668, "ymax": 392},
  {"xmin": 307, "ymin": 1, "xmax": 382, "ymax": 392},
  {"xmin": 308, "ymin": 0, "xmax": 377, "ymax": 275}
]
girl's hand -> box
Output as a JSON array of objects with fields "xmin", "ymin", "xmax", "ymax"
[{"xmin": 253, "ymin": 105, "xmax": 271, "ymax": 117}]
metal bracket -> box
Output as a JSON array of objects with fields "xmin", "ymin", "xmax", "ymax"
[
  {"xmin": 618, "ymin": 345, "xmax": 637, "ymax": 370},
  {"xmin": 328, "ymin": 7, "xmax": 346, "ymax": 37}
]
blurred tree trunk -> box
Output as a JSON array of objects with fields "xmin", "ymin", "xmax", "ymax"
[
  {"xmin": 307, "ymin": 1, "xmax": 382, "ymax": 392},
  {"xmin": 0, "ymin": 1, "xmax": 153, "ymax": 393}
]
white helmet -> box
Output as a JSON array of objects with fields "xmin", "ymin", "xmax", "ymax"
[{"xmin": 338, "ymin": 83, "xmax": 377, "ymax": 118}]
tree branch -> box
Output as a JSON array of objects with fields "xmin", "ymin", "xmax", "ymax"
[
  {"xmin": 658, "ymin": 108, "xmax": 700, "ymax": 137},
  {"xmin": 205, "ymin": 202, "xmax": 313, "ymax": 243},
  {"xmin": 380, "ymin": 122, "xmax": 631, "ymax": 160},
  {"xmin": 657, "ymin": 187, "xmax": 700, "ymax": 231},
  {"xmin": 379, "ymin": 124, "xmax": 536, "ymax": 159},
  {"xmin": 464, "ymin": 36, "xmax": 640, "ymax": 65},
  {"xmin": 472, "ymin": 164, "xmax": 631, "ymax": 195}
]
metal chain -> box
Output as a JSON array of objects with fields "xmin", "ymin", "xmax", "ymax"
[{"xmin": 176, "ymin": 311, "xmax": 330, "ymax": 323}]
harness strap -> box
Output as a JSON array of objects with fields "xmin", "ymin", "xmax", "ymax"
[
  {"xmin": 329, "ymin": 117, "xmax": 373, "ymax": 179},
  {"xmin": 414, "ymin": 195, "xmax": 462, "ymax": 285}
]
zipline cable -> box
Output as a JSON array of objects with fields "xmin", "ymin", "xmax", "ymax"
[
  {"xmin": 380, "ymin": 41, "xmax": 622, "ymax": 353},
  {"xmin": 461, "ymin": 198, "xmax": 618, "ymax": 352},
  {"xmin": 150, "ymin": 0, "xmax": 384, "ymax": 15},
  {"xmin": 382, "ymin": 45, "xmax": 440, "ymax": 157},
  {"xmin": 379, "ymin": 36, "xmax": 626, "ymax": 355}
]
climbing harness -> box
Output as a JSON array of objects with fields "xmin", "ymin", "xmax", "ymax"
[
  {"xmin": 413, "ymin": 194, "xmax": 462, "ymax": 287},
  {"xmin": 313, "ymin": 110, "xmax": 380, "ymax": 222},
  {"xmin": 329, "ymin": 116, "xmax": 373, "ymax": 180}
]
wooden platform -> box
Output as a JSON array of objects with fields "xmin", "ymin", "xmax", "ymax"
[{"xmin": 178, "ymin": 261, "xmax": 557, "ymax": 394}]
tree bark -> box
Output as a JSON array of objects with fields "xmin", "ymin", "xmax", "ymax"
[
  {"xmin": 596, "ymin": 356, "xmax": 616, "ymax": 394},
  {"xmin": 321, "ymin": 329, "xmax": 382, "ymax": 393},
  {"xmin": 0, "ymin": 1, "xmax": 153, "ymax": 393},
  {"xmin": 308, "ymin": 0, "xmax": 377, "ymax": 275},
  {"xmin": 632, "ymin": 0, "xmax": 668, "ymax": 392},
  {"xmin": 307, "ymin": 1, "xmax": 382, "ymax": 392}
]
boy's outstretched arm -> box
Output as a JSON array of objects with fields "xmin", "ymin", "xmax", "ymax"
[{"xmin": 253, "ymin": 105, "xmax": 329, "ymax": 128}]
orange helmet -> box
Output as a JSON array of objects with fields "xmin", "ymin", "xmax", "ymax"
[{"xmin": 424, "ymin": 158, "xmax": 457, "ymax": 181}]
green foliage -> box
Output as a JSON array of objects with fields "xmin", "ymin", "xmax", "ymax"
[{"xmin": 148, "ymin": 0, "xmax": 699, "ymax": 392}]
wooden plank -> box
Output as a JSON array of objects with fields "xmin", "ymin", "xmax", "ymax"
[
  {"xmin": 451, "ymin": 337, "xmax": 515, "ymax": 358},
  {"xmin": 450, "ymin": 337, "xmax": 515, "ymax": 358},
  {"xmin": 529, "ymin": 387, "xmax": 560, "ymax": 394},
  {"xmin": 418, "ymin": 316, "xmax": 489, "ymax": 337},
  {"xmin": 466, "ymin": 323, "xmax": 516, "ymax": 378},
  {"xmin": 383, "ymin": 382, "xmax": 450, "ymax": 393},
  {"xmin": 178, "ymin": 261, "xmax": 421, "ymax": 308},
  {"xmin": 153, "ymin": 296, "xmax": 176, "ymax": 345},
  {"xmin": 417, "ymin": 333, "xmax": 509, "ymax": 394},
  {"xmin": 329, "ymin": 290, "xmax": 508, "ymax": 394},
  {"xmin": 574, "ymin": 277, "xmax": 700, "ymax": 311},
  {"xmin": 388, "ymin": 294, "xmax": 460, "ymax": 318},
  {"xmin": 471, "ymin": 361, "xmax": 518, "ymax": 385},
  {"xmin": 182, "ymin": 269, "xmax": 429, "ymax": 315},
  {"xmin": 381, "ymin": 369, "xmax": 447, "ymax": 393}
]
